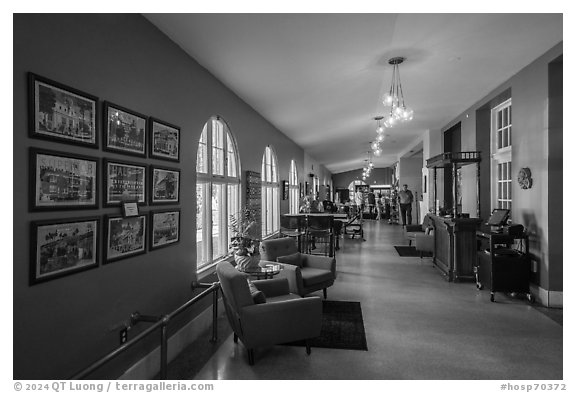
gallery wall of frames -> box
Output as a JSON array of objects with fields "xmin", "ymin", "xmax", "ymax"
[{"xmin": 28, "ymin": 72, "xmax": 182, "ymax": 285}]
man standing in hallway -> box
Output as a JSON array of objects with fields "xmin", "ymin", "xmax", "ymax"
[{"xmin": 397, "ymin": 184, "xmax": 414, "ymax": 226}]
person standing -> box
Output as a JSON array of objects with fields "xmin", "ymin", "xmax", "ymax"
[
  {"xmin": 367, "ymin": 190, "xmax": 376, "ymax": 216},
  {"xmin": 354, "ymin": 188, "xmax": 364, "ymax": 212},
  {"xmin": 375, "ymin": 193, "xmax": 383, "ymax": 220},
  {"xmin": 397, "ymin": 184, "xmax": 414, "ymax": 226}
]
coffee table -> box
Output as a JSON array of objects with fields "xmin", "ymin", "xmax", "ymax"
[{"xmin": 238, "ymin": 262, "xmax": 283, "ymax": 279}]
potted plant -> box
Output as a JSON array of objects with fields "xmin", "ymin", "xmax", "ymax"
[{"xmin": 229, "ymin": 207, "xmax": 261, "ymax": 270}]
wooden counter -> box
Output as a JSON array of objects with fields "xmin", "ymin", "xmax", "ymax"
[{"xmin": 429, "ymin": 214, "xmax": 482, "ymax": 282}]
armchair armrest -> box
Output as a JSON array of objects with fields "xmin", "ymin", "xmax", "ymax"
[
  {"xmin": 275, "ymin": 264, "xmax": 304, "ymax": 295},
  {"xmin": 304, "ymin": 254, "xmax": 336, "ymax": 277},
  {"xmin": 252, "ymin": 278, "xmax": 290, "ymax": 297},
  {"xmin": 240, "ymin": 297, "xmax": 322, "ymax": 347}
]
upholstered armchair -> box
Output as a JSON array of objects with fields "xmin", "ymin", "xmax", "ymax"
[
  {"xmin": 260, "ymin": 237, "xmax": 336, "ymax": 299},
  {"xmin": 412, "ymin": 214, "xmax": 435, "ymax": 258},
  {"xmin": 414, "ymin": 230, "xmax": 435, "ymax": 258},
  {"xmin": 216, "ymin": 261, "xmax": 322, "ymax": 365},
  {"xmin": 403, "ymin": 213, "xmax": 434, "ymax": 246}
]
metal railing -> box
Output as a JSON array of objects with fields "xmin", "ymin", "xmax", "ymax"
[{"xmin": 71, "ymin": 281, "xmax": 220, "ymax": 380}]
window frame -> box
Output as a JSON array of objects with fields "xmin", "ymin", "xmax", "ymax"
[
  {"xmin": 490, "ymin": 98, "xmax": 512, "ymax": 213},
  {"xmin": 196, "ymin": 117, "xmax": 241, "ymax": 273},
  {"xmin": 289, "ymin": 159, "xmax": 299, "ymax": 214},
  {"xmin": 261, "ymin": 146, "xmax": 280, "ymax": 238}
]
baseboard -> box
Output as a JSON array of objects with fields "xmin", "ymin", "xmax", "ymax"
[
  {"xmin": 530, "ymin": 284, "xmax": 563, "ymax": 308},
  {"xmin": 119, "ymin": 298, "xmax": 224, "ymax": 380}
]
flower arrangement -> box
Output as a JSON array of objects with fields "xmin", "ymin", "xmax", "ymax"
[
  {"xmin": 229, "ymin": 207, "xmax": 260, "ymax": 257},
  {"xmin": 300, "ymin": 195, "xmax": 312, "ymax": 213}
]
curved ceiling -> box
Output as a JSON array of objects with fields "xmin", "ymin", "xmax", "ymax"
[{"xmin": 144, "ymin": 13, "xmax": 562, "ymax": 173}]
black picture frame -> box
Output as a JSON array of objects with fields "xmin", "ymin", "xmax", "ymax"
[
  {"xmin": 150, "ymin": 209, "xmax": 180, "ymax": 250},
  {"xmin": 30, "ymin": 216, "xmax": 100, "ymax": 285},
  {"xmin": 29, "ymin": 148, "xmax": 99, "ymax": 211},
  {"xmin": 150, "ymin": 165, "xmax": 180, "ymax": 205},
  {"xmin": 103, "ymin": 101, "xmax": 147, "ymax": 157},
  {"xmin": 103, "ymin": 159, "xmax": 147, "ymax": 207},
  {"xmin": 282, "ymin": 180, "xmax": 289, "ymax": 200},
  {"xmin": 149, "ymin": 118, "xmax": 180, "ymax": 162},
  {"xmin": 28, "ymin": 72, "xmax": 98, "ymax": 148},
  {"xmin": 104, "ymin": 214, "xmax": 147, "ymax": 263}
]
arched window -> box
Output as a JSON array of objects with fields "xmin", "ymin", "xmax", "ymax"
[
  {"xmin": 348, "ymin": 180, "xmax": 367, "ymax": 198},
  {"xmin": 289, "ymin": 160, "xmax": 299, "ymax": 214},
  {"xmin": 261, "ymin": 146, "xmax": 279, "ymax": 237},
  {"xmin": 196, "ymin": 117, "xmax": 240, "ymax": 272}
]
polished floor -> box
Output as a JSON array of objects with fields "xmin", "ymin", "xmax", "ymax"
[{"xmin": 191, "ymin": 220, "xmax": 563, "ymax": 380}]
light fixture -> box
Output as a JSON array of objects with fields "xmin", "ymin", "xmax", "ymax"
[
  {"xmin": 371, "ymin": 116, "xmax": 386, "ymax": 156},
  {"xmin": 382, "ymin": 57, "xmax": 413, "ymax": 127}
]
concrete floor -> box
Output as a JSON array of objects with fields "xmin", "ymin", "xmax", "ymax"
[{"xmin": 193, "ymin": 220, "xmax": 563, "ymax": 380}]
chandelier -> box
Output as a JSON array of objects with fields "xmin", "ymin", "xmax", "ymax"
[
  {"xmin": 362, "ymin": 151, "xmax": 374, "ymax": 181},
  {"xmin": 382, "ymin": 57, "xmax": 413, "ymax": 127},
  {"xmin": 370, "ymin": 116, "xmax": 384, "ymax": 157}
]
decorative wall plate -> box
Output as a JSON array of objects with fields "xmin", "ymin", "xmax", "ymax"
[{"xmin": 518, "ymin": 167, "xmax": 533, "ymax": 189}]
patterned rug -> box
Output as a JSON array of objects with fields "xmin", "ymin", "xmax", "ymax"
[{"xmin": 284, "ymin": 300, "xmax": 368, "ymax": 351}]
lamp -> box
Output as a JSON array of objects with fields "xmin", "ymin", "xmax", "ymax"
[
  {"xmin": 371, "ymin": 116, "xmax": 385, "ymax": 155},
  {"xmin": 382, "ymin": 57, "xmax": 413, "ymax": 127}
]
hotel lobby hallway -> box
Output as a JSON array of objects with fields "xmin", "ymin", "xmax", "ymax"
[{"xmin": 192, "ymin": 220, "xmax": 563, "ymax": 380}]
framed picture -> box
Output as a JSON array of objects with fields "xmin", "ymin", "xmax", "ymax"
[
  {"xmin": 150, "ymin": 209, "xmax": 180, "ymax": 250},
  {"xmin": 30, "ymin": 148, "xmax": 99, "ymax": 211},
  {"xmin": 28, "ymin": 72, "xmax": 98, "ymax": 148},
  {"xmin": 104, "ymin": 159, "xmax": 146, "ymax": 206},
  {"xmin": 149, "ymin": 118, "xmax": 180, "ymax": 162},
  {"xmin": 104, "ymin": 215, "xmax": 146, "ymax": 263},
  {"xmin": 103, "ymin": 102, "xmax": 147, "ymax": 157},
  {"xmin": 30, "ymin": 217, "xmax": 99, "ymax": 285},
  {"xmin": 150, "ymin": 166, "xmax": 180, "ymax": 205},
  {"xmin": 282, "ymin": 180, "xmax": 289, "ymax": 200}
]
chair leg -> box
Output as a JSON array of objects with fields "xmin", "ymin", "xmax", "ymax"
[
  {"xmin": 247, "ymin": 349, "xmax": 255, "ymax": 365},
  {"xmin": 233, "ymin": 333, "xmax": 238, "ymax": 343},
  {"xmin": 323, "ymin": 288, "xmax": 327, "ymax": 299},
  {"xmin": 305, "ymin": 340, "xmax": 311, "ymax": 355}
]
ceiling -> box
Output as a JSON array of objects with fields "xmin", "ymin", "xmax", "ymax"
[{"xmin": 144, "ymin": 13, "xmax": 562, "ymax": 174}]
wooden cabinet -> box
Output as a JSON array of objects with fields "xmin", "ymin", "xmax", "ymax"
[{"xmin": 430, "ymin": 214, "xmax": 482, "ymax": 282}]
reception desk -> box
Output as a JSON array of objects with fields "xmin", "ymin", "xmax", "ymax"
[{"xmin": 430, "ymin": 214, "xmax": 482, "ymax": 282}]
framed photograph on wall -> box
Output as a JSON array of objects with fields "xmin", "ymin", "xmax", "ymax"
[
  {"xmin": 104, "ymin": 215, "xmax": 146, "ymax": 263},
  {"xmin": 103, "ymin": 102, "xmax": 147, "ymax": 157},
  {"xmin": 150, "ymin": 166, "xmax": 180, "ymax": 205},
  {"xmin": 30, "ymin": 216, "xmax": 99, "ymax": 285},
  {"xmin": 28, "ymin": 72, "xmax": 98, "ymax": 148},
  {"xmin": 30, "ymin": 148, "xmax": 99, "ymax": 211},
  {"xmin": 150, "ymin": 209, "xmax": 180, "ymax": 250},
  {"xmin": 149, "ymin": 118, "xmax": 180, "ymax": 162},
  {"xmin": 104, "ymin": 159, "xmax": 146, "ymax": 206}
]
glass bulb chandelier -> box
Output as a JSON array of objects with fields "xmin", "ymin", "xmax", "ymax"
[
  {"xmin": 382, "ymin": 57, "xmax": 413, "ymax": 127},
  {"xmin": 362, "ymin": 151, "xmax": 374, "ymax": 180},
  {"xmin": 371, "ymin": 116, "xmax": 385, "ymax": 156}
]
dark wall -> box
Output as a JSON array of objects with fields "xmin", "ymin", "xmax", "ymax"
[
  {"xmin": 332, "ymin": 167, "xmax": 394, "ymax": 193},
  {"xmin": 14, "ymin": 14, "xmax": 307, "ymax": 379},
  {"xmin": 548, "ymin": 56, "xmax": 562, "ymax": 292}
]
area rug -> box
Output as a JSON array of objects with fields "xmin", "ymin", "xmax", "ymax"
[
  {"xmin": 284, "ymin": 300, "xmax": 368, "ymax": 351},
  {"xmin": 394, "ymin": 245, "xmax": 431, "ymax": 257}
]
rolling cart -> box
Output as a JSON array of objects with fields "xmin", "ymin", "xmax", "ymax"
[{"xmin": 475, "ymin": 230, "xmax": 533, "ymax": 303}]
